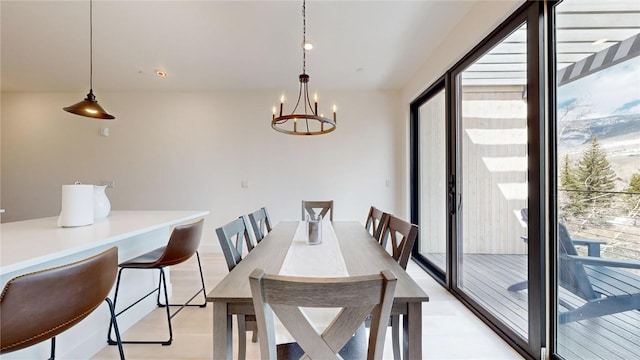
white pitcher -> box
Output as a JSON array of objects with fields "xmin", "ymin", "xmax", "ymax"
[{"xmin": 93, "ymin": 185, "xmax": 111, "ymax": 219}]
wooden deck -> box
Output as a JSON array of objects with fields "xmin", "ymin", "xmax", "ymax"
[{"xmin": 423, "ymin": 253, "xmax": 640, "ymax": 359}]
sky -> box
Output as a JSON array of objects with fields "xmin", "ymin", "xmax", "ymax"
[{"xmin": 558, "ymin": 56, "xmax": 640, "ymax": 120}]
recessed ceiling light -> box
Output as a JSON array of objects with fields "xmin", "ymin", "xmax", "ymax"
[
  {"xmin": 592, "ymin": 38, "xmax": 608, "ymax": 45},
  {"xmin": 155, "ymin": 70, "xmax": 167, "ymax": 77}
]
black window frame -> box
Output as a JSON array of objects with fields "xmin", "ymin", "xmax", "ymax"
[{"xmin": 408, "ymin": 1, "xmax": 548, "ymax": 359}]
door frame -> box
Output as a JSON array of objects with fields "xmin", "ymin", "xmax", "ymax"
[{"xmin": 409, "ymin": 2, "xmax": 547, "ymax": 359}]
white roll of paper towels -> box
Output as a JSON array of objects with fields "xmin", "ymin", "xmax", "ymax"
[{"xmin": 57, "ymin": 184, "xmax": 94, "ymax": 227}]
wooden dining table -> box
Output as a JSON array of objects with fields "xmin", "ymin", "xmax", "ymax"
[{"xmin": 206, "ymin": 221, "xmax": 429, "ymax": 359}]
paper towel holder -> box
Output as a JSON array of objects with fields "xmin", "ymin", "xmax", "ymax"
[{"xmin": 58, "ymin": 182, "xmax": 95, "ymax": 227}]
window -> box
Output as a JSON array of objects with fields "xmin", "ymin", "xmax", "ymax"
[{"xmin": 553, "ymin": 1, "xmax": 640, "ymax": 358}]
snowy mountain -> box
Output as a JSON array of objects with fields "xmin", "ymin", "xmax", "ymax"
[{"xmin": 559, "ymin": 113, "xmax": 640, "ymax": 147}]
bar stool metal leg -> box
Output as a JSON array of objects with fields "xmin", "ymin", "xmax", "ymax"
[
  {"xmin": 48, "ymin": 337, "xmax": 55, "ymax": 360},
  {"xmin": 107, "ymin": 251, "xmax": 207, "ymax": 346},
  {"xmin": 108, "ymin": 267, "xmax": 173, "ymax": 345},
  {"xmin": 105, "ymin": 298, "xmax": 126, "ymax": 359}
]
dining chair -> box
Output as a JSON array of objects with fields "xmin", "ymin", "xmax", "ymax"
[
  {"xmin": 215, "ymin": 216, "xmax": 258, "ymax": 360},
  {"xmin": 381, "ymin": 215, "xmax": 419, "ymax": 270},
  {"xmin": 216, "ymin": 216, "xmax": 255, "ymax": 270},
  {"xmin": 301, "ymin": 200, "xmax": 334, "ymax": 221},
  {"xmin": 107, "ymin": 218, "xmax": 206, "ymax": 346},
  {"xmin": 379, "ymin": 215, "xmax": 419, "ymax": 360},
  {"xmin": 1, "ymin": 247, "xmax": 125, "ymax": 360},
  {"xmin": 249, "ymin": 268, "xmax": 397, "ymax": 360},
  {"xmin": 365, "ymin": 206, "xmax": 389, "ymax": 243},
  {"xmin": 248, "ymin": 206, "xmax": 273, "ymax": 243}
]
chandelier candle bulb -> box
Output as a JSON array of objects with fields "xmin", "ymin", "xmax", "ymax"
[
  {"xmin": 314, "ymin": 94, "xmax": 318, "ymax": 114},
  {"xmin": 280, "ymin": 96, "xmax": 285, "ymax": 116}
]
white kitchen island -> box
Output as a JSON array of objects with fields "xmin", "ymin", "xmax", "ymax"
[{"xmin": 0, "ymin": 210, "xmax": 209, "ymax": 359}]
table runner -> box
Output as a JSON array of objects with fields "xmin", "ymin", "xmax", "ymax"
[
  {"xmin": 278, "ymin": 220, "xmax": 349, "ymax": 277},
  {"xmin": 275, "ymin": 220, "xmax": 349, "ymax": 340}
]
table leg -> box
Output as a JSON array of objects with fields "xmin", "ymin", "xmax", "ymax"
[
  {"xmin": 213, "ymin": 301, "xmax": 232, "ymax": 360},
  {"xmin": 405, "ymin": 302, "xmax": 422, "ymax": 359}
]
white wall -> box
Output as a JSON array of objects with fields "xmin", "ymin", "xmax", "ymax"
[
  {"xmin": 1, "ymin": 90, "xmax": 402, "ymax": 251},
  {"xmin": 0, "ymin": 0, "xmax": 524, "ymax": 252}
]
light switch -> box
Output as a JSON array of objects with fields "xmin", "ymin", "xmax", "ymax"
[{"xmin": 100, "ymin": 127, "xmax": 109, "ymax": 137}]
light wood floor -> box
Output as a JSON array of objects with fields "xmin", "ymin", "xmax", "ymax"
[{"xmin": 92, "ymin": 253, "xmax": 522, "ymax": 359}]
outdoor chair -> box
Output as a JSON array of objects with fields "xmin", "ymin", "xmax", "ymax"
[
  {"xmin": 557, "ymin": 222, "xmax": 640, "ymax": 323},
  {"xmin": 509, "ymin": 208, "xmax": 640, "ymax": 323},
  {"xmin": 508, "ymin": 208, "xmax": 605, "ymax": 292}
]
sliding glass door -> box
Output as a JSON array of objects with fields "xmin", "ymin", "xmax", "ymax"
[
  {"xmin": 411, "ymin": 80, "xmax": 448, "ymax": 279},
  {"xmin": 552, "ymin": 0, "xmax": 640, "ymax": 358},
  {"xmin": 410, "ymin": 3, "xmax": 546, "ymax": 358},
  {"xmin": 455, "ymin": 20, "xmax": 530, "ymax": 339}
]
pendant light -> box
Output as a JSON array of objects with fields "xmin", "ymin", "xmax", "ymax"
[
  {"xmin": 271, "ymin": 0, "xmax": 335, "ymax": 135},
  {"xmin": 64, "ymin": 0, "xmax": 114, "ymax": 119}
]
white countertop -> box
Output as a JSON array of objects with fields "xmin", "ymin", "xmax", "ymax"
[{"xmin": 0, "ymin": 210, "xmax": 208, "ymax": 276}]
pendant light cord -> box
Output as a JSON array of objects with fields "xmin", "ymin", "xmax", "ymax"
[{"xmin": 89, "ymin": 0, "xmax": 93, "ymax": 91}]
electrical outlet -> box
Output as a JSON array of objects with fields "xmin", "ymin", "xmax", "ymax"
[{"xmin": 101, "ymin": 180, "xmax": 115, "ymax": 188}]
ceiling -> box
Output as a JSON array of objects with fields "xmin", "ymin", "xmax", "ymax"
[
  {"xmin": 0, "ymin": 0, "xmax": 505, "ymax": 93},
  {"xmin": 462, "ymin": 0, "xmax": 640, "ymax": 86}
]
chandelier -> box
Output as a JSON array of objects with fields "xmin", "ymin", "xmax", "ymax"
[{"xmin": 271, "ymin": 0, "xmax": 336, "ymax": 136}]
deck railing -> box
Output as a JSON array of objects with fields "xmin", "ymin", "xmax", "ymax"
[{"xmin": 559, "ymin": 189, "xmax": 640, "ymax": 262}]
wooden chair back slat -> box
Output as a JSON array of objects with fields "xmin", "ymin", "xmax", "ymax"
[
  {"xmin": 249, "ymin": 268, "xmax": 397, "ymax": 360},
  {"xmin": 248, "ymin": 207, "xmax": 273, "ymax": 243},
  {"xmin": 216, "ymin": 216, "xmax": 254, "ymax": 271},
  {"xmin": 365, "ymin": 206, "xmax": 389, "ymax": 243},
  {"xmin": 559, "ymin": 223, "xmax": 598, "ymax": 300},
  {"xmin": 302, "ymin": 200, "xmax": 334, "ymax": 221},
  {"xmin": 381, "ymin": 215, "xmax": 419, "ymax": 270}
]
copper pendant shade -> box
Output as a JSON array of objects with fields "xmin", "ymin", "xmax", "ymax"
[
  {"xmin": 64, "ymin": 89, "xmax": 114, "ymax": 119},
  {"xmin": 64, "ymin": 0, "xmax": 114, "ymax": 119}
]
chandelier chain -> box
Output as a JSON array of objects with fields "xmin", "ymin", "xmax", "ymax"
[{"xmin": 302, "ymin": 0, "xmax": 306, "ymax": 75}]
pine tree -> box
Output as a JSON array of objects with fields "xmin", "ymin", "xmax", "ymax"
[
  {"xmin": 575, "ymin": 136, "xmax": 617, "ymax": 221},
  {"xmin": 559, "ymin": 154, "xmax": 584, "ymax": 218},
  {"xmin": 627, "ymin": 172, "xmax": 640, "ymax": 193},
  {"xmin": 561, "ymin": 154, "xmax": 582, "ymax": 190},
  {"xmin": 625, "ymin": 171, "xmax": 640, "ymax": 218}
]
